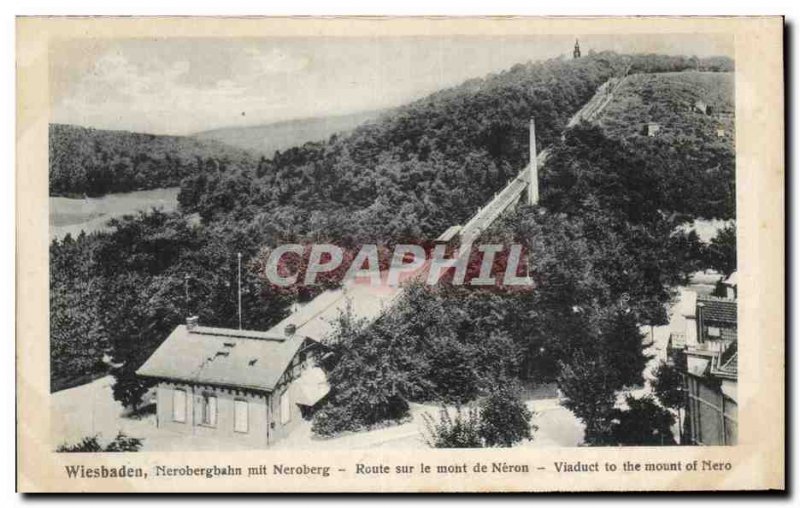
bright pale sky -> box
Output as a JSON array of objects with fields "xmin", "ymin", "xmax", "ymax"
[{"xmin": 50, "ymin": 34, "xmax": 733, "ymax": 136}]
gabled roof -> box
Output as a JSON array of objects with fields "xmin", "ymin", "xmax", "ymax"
[
  {"xmin": 136, "ymin": 325, "xmax": 306, "ymax": 392},
  {"xmin": 697, "ymin": 296, "xmax": 737, "ymax": 325},
  {"xmin": 718, "ymin": 352, "xmax": 738, "ymax": 377},
  {"xmin": 137, "ymin": 279, "xmax": 401, "ymax": 392}
]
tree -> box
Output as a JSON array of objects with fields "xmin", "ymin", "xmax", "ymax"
[
  {"xmin": 310, "ymin": 307, "xmax": 425, "ymax": 436},
  {"xmin": 557, "ymin": 353, "xmax": 617, "ymax": 445},
  {"xmin": 111, "ymin": 365, "xmax": 154, "ymax": 412},
  {"xmin": 705, "ymin": 222, "xmax": 737, "ymax": 276},
  {"xmin": 49, "ymin": 51, "xmax": 735, "ymax": 439},
  {"xmin": 49, "ymin": 124, "xmax": 255, "ymax": 197},
  {"xmin": 597, "ymin": 310, "xmax": 650, "ymax": 389},
  {"xmin": 652, "ymin": 362, "xmax": 685, "ymax": 411},
  {"xmin": 607, "ymin": 395, "xmax": 676, "ymax": 446},
  {"xmin": 541, "ymin": 124, "xmax": 666, "ymax": 225},
  {"xmin": 478, "ymin": 384, "xmax": 535, "ymax": 447},
  {"xmin": 49, "ymin": 248, "xmax": 108, "ymax": 392},
  {"xmin": 425, "ymin": 336, "xmax": 481, "ymax": 404},
  {"xmin": 652, "ymin": 361, "xmax": 685, "ymax": 441}
]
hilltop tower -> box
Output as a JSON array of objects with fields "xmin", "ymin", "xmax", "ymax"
[
  {"xmin": 573, "ymin": 39, "xmax": 581, "ymax": 59},
  {"xmin": 528, "ymin": 118, "xmax": 539, "ymax": 206}
]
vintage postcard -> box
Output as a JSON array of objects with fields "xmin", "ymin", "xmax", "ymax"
[{"xmin": 16, "ymin": 16, "xmax": 784, "ymax": 492}]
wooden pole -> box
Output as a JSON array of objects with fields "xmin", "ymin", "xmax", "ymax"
[{"xmin": 237, "ymin": 252, "xmax": 243, "ymax": 330}]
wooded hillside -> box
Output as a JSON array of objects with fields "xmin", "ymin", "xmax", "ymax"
[
  {"xmin": 49, "ymin": 124, "xmax": 255, "ymax": 197},
  {"xmin": 180, "ymin": 52, "xmax": 732, "ymax": 242},
  {"xmin": 50, "ymin": 50, "xmax": 734, "ymax": 410}
]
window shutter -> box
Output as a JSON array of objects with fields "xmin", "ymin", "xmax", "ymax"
[
  {"xmin": 234, "ymin": 399, "xmax": 248, "ymax": 433},
  {"xmin": 280, "ymin": 390, "xmax": 291, "ymax": 424},
  {"xmin": 208, "ymin": 395, "xmax": 217, "ymax": 426},
  {"xmin": 173, "ymin": 389, "xmax": 186, "ymax": 423}
]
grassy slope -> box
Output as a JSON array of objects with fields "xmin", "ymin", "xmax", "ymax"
[{"xmin": 595, "ymin": 71, "xmax": 734, "ymax": 147}]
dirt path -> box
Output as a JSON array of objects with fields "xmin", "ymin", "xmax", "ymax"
[{"xmin": 52, "ymin": 377, "xmax": 584, "ymax": 451}]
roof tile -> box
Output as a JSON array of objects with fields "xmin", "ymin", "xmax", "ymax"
[{"xmin": 698, "ymin": 296, "xmax": 737, "ymax": 324}]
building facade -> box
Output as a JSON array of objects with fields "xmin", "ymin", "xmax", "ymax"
[
  {"xmin": 684, "ymin": 343, "xmax": 738, "ymax": 445},
  {"xmin": 137, "ymin": 318, "xmax": 328, "ymax": 447},
  {"xmin": 667, "ymin": 273, "xmax": 738, "ymax": 445}
]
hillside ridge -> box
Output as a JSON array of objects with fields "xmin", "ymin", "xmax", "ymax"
[{"xmin": 192, "ymin": 109, "xmax": 386, "ymax": 155}]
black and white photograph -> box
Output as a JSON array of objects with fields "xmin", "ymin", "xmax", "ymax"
[{"xmin": 47, "ymin": 32, "xmax": 738, "ymax": 453}]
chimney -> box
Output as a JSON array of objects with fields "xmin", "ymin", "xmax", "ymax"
[
  {"xmin": 528, "ymin": 118, "xmax": 539, "ymax": 205},
  {"xmin": 186, "ymin": 315, "xmax": 199, "ymax": 331},
  {"xmin": 696, "ymin": 303, "xmax": 705, "ymax": 344}
]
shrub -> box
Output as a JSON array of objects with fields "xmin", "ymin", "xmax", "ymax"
[
  {"xmin": 311, "ymin": 404, "xmax": 359, "ymax": 437},
  {"xmin": 422, "ymin": 386, "xmax": 535, "ymax": 448},
  {"xmin": 103, "ymin": 432, "xmax": 144, "ymax": 452},
  {"xmin": 56, "ymin": 436, "xmax": 103, "ymax": 453},
  {"xmin": 57, "ymin": 432, "xmax": 143, "ymax": 452},
  {"xmin": 422, "ymin": 406, "xmax": 483, "ymax": 448},
  {"xmin": 311, "ymin": 396, "xmax": 410, "ymax": 438},
  {"xmin": 478, "ymin": 385, "xmax": 535, "ymax": 447}
]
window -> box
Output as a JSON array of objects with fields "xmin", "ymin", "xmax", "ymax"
[
  {"xmin": 708, "ymin": 326, "xmax": 721, "ymax": 337},
  {"xmin": 201, "ymin": 393, "xmax": 217, "ymax": 426},
  {"xmin": 234, "ymin": 399, "xmax": 248, "ymax": 433},
  {"xmin": 173, "ymin": 389, "xmax": 186, "ymax": 423},
  {"xmin": 280, "ymin": 389, "xmax": 291, "ymax": 424}
]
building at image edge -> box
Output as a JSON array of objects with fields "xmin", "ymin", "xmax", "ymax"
[{"xmin": 667, "ymin": 272, "xmax": 738, "ymax": 445}]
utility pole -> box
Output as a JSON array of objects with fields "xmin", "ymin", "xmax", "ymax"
[
  {"xmin": 184, "ymin": 274, "xmax": 190, "ymax": 316},
  {"xmin": 237, "ymin": 252, "xmax": 243, "ymax": 330}
]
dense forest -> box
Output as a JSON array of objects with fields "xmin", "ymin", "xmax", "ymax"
[
  {"xmin": 49, "ymin": 124, "xmax": 256, "ymax": 197},
  {"xmin": 177, "ymin": 53, "xmax": 732, "ymax": 242},
  {"xmin": 311, "ymin": 123, "xmax": 715, "ymax": 442},
  {"xmin": 50, "ymin": 49, "xmax": 735, "ymax": 446}
]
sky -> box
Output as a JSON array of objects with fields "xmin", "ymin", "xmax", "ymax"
[{"xmin": 50, "ymin": 34, "xmax": 733, "ymax": 136}]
